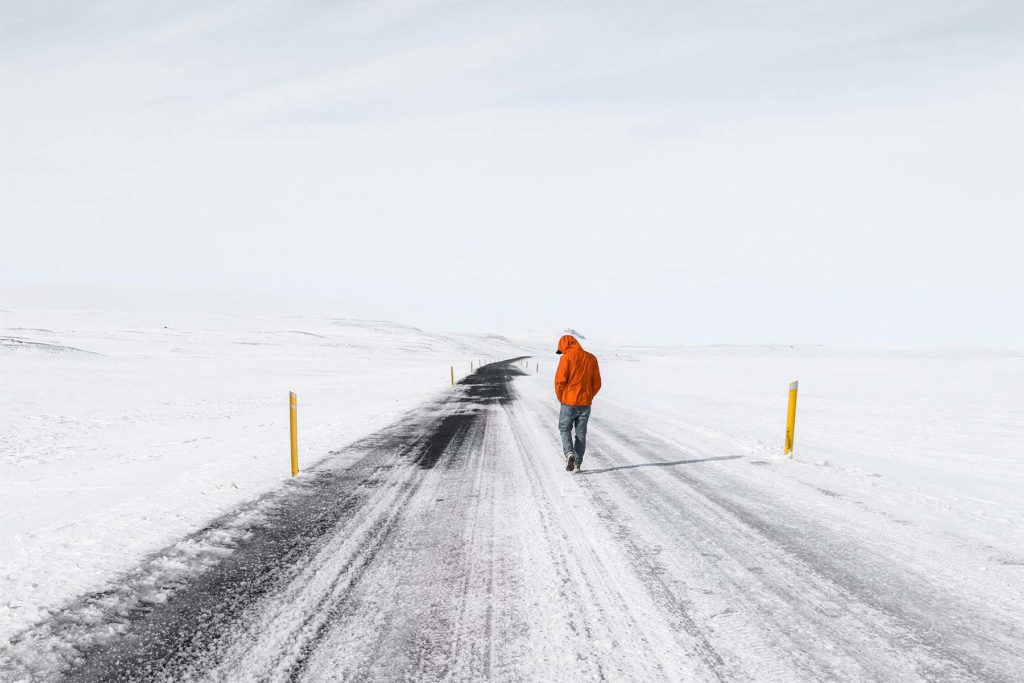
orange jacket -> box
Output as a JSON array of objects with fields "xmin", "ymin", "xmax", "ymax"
[{"xmin": 554, "ymin": 335, "xmax": 602, "ymax": 406}]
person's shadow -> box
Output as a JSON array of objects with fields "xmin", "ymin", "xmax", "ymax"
[{"xmin": 580, "ymin": 454, "xmax": 742, "ymax": 475}]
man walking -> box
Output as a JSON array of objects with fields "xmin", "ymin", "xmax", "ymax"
[{"xmin": 554, "ymin": 334, "xmax": 602, "ymax": 473}]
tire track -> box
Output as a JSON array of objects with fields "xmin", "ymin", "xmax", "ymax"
[
  {"xmin": 1, "ymin": 360, "xmax": 527, "ymax": 682},
  {"xmin": 287, "ymin": 416, "xmax": 489, "ymax": 681},
  {"xmin": 558, "ymin": 399, "xmax": 1021, "ymax": 682},
  {"xmin": 501, "ymin": 397, "xmax": 709, "ymax": 681},
  {"xmin": 597, "ymin": 419, "xmax": 1020, "ymax": 681},
  {"xmin": 525, "ymin": 398, "xmax": 826, "ymax": 680}
]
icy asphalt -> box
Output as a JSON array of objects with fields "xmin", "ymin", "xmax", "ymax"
[{"xmin": 3, "ymin": 359, "xmax": 1022, "ymax": 681}]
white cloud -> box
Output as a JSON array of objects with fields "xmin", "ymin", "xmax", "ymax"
[{"xmin": 1, "ymin": 0, "xmax": 1022, "ymax": 346}]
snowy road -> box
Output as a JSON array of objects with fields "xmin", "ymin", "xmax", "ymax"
[{"xmin": 4, "ymin": 359, "xmax": 1022, "ymax": 681}]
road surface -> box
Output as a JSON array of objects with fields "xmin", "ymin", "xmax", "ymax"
[{"xmin": 3, "ymin": 359, "xmax": 1021, "ymax": 681}]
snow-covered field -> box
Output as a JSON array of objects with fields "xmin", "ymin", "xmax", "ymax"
[
  {"xmin": 0, "ymin": 310, "xmax": 533, "ymax": 641},
  {"xmin": 600, "ymin": 345, "xmax": 1024, "ymax": 557},
  {"xmin": 2, "ymin": 311, "xmax": 1023, "ymax": 678}
]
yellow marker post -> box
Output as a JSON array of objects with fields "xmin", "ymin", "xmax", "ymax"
[
  {"xmin": 784, "ymin": 381, "xmax": 798, "ymax": 456},
  {"xmin": 289, "ymin": 391, "xmax": 299, "ymax": 476},
  {"xmin": 451, "ymin": 366, "xmax": 455, "ymax": 385}
]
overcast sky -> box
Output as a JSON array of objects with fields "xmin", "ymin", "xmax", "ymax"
[{"xmin": 2, "ymin": 0, "xmax": 1022, "ymax": 346}]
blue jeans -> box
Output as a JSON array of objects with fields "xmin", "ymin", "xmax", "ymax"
[{"xmin": 559, "ymin": 404, "xmax": 591, "ymax": 465}]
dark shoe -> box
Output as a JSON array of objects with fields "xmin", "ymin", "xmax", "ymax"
[
  {"xmin": 565, "ymin": 453, "xmax": 575, "ymax": 471},
  {"xmin": 573, "ymin": 463, "xmax": 582, "ymax": 474}
]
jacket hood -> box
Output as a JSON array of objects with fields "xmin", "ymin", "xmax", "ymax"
[{"xmin": 556, "ymin": 335, "xmax": 582, "ymax": 355}]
